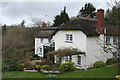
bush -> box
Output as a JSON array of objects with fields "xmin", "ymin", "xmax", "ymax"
[
  {"xmin": 59, "ymin": 62, "xmax": 76, "ymax": 72},
  {"xmin": 24, "ymin": 62, "xmax": 32, "ymax": 69},
  {"xmin": 18, "ymin": 64, "xmax": 24, "ymax": 71},
  {"xmin": 35, "ymin": 61, "xmax": 40, "ymax": 65},
  {"xmin": 39, "ymin": 60, "xmax": 53, "ymax": 66},
  {"xmin": 106, "ymin": 58, "xmax": 117, "ymax": 65},
  {"xmin": 36, "ymin": 65, "xmax": 41, "ymax": 71},
  {"xmin": 41, "ymin": 65, "xmax": 50, "ymax": 70},
  {"xmin": 94, "ymin": 61, "xmax": 106, "ymax": 68}
]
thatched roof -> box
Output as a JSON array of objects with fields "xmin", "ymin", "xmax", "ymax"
[
  {"xmin": 53, "ymin": 16, "xmax": 100, "ymax": 36},
  {"xmin": 35, "ymin": 27, "xmax": 57, "ymax": 38}
]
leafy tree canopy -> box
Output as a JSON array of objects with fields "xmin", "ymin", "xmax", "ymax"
[
  {"xmin": 53, "ymin": 6, "xmax": 69, "ymax": 27},
  {"xmin": 78, "ymin": 3, "xmax": 96, "ymax": 18}
]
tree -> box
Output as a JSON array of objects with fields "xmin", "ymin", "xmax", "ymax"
[
  {"xmin": 105, "ymin": 7, "xmax": 118, "ymax": 27},
  {"xmin": 31, "ymin": 18, "xmax": 42, "ymax": 27},
  {"xmin": 104, "ymin": 1, "xmax": 120, "ymax": 75},
  {"xmin": 46, "ymin": 21, "xmax": 52, "ymax": 27},
  {"xmin": 2, "ymin": 24, "xmax": 7, "ymax": 35},
  {"xmin": 78, "ymin": 3, "xmax": 96, "ymax": 18},
  {"xmin": 20, "ymin": 20, "xmax": 25, "ymax": 27},
  {"xmin": 47, "ymin": 47, "xmax": 85, "ymax": 66},
  {"xmin": 53, "ymin": 6, "xmax": 69, "ymax": 27}
]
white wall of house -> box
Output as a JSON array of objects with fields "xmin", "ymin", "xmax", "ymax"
[
  {"xmin": 54, "ymin": 30, "xmax": 114, "ymax": 69},
  {"xmin": 35, "ymin": 38, "xmax": 49, "ymax": 57},
  {"xmin": 54, "ymin": 30, "xmax": 87, "ymax": 68},
  {"xmin": 85, "ymin": 36, "xmax": 113, "ymax": 68},
  {"xmin": 54, "ymin": 30, "xmax": 87, "ymax": 52}
]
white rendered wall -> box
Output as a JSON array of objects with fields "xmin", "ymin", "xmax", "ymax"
[
  {"xmin": 54, "ymin": 30, "xmax": 87, "ymax": 68},
  {"xmin": 35, "ymin": 38, "xmax": 49, "ymax": 57},
  {"xmin": 85, "ymin": 36, "xmax": 113, "ymax": 68},
  {"xmin": 54, "ymin": 30, "xmax": 87, "ymax": 52}
]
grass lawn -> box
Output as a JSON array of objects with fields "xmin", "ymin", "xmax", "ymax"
[{"xmin": 3, "ymin": 64, "xmax": 118, "ymax": 78}]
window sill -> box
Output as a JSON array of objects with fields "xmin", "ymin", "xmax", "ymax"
[{"xmin": 65, "ymin": 41, "xmax": 73, "ymax": 43}]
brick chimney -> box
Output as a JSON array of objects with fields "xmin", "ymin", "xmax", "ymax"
[
  {"xmin": 42, "ymin": 21, "xmax": 46, "ymax": 28},
  {"xmin": 97, "ymin": 9, "xmax": 104, "ymax": 34}
]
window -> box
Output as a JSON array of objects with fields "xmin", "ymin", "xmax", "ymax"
[
  {"xmin": 66, "ymin": 34, "xmax": 73, "ymax": 42},
  {"xmin": 113, "ymin": 37, "xmax": 117, "ymax": 45},
  {"xmin": 106, "ymin": 37, "xmax": 110, "ymax": 45},
  {"xmin": 77, "ymin": 56, "xmax": 81, "ymax": 66},
  {"xmin": 39, "ymin": 48, "xmax": 42, "ymax": 55},
  {"xmin": 48, "ymin": 39, "xmax": 51, "ymax": 43},
  {"xmin": 65, "ymin": 56, "xmax": 72, "ymax": 62},
  {"xmin": 41, "ymin": 38, "xmax": 43, "ymax": 43}
]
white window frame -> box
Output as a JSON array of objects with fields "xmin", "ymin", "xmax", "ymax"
[
  {"xmin": 77, "ymin": 55, "xmax": 81, "ymax": 66},
  {"xmin": 39, "ymin": 48, "xmax": 42, "ymax": 55},
  {"xmin": 66, "ymin": 34, "xmax": 73, "ymax": 42},
  {"xmin": 106, "ymin": 37, "xmax": 111, "ymax": 45},
  {"xmin": 113, "ymin": 37, "xmax": 117, "ymax": 45},
  {"xmin": 65, "ymin": 56, "xmax": 72, "ymax": 62},
  {"xmin": 41, "ymin": 38, "xmax": 43, "ymax": 43}
]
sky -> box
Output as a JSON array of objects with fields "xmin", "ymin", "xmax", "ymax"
[{"xmin": 1, "ymin": 0, "xmax": 119, "ymax": 26}]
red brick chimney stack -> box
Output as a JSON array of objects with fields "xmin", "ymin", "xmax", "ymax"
[
  {"xmin": 97, "ymin": 8, "xmax": 104, "ymax": 34},
  {"xmin": 42, "ymin": 21, "xmax": 46, "ymax": 28}
]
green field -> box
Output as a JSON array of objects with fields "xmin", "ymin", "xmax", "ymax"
[{"xmin": 3, "ymin": 64, "xmax": 118, "ymax": 78}]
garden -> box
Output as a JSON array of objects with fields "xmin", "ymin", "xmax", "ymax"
[{"xmin": 3, "ymin": 57, "xmax": 118, "ymax": 78}]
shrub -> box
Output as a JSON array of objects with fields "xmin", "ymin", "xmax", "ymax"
[
  {"xmin": 106, "ymin": 58, "xmax": 117, "ymax": 65},
  {"xmin": 24, "ymin": 62, "xmax": 32, "ymax": 69},
  {"xmin": 59, "ymin": 62, "xmax": 76, "ymax": 72},
  {"xmin": 39, "ymin": 60, "xmax": 53, "ymax": 66},
  {"xmin": 18, "ymin": 64, "xmax": 24, "ymax": 71},
  {"xmin": 36, "ymin": 65, "xmax": 41, "ymax": 71},
  {"xmin": 35, "ymin": 61, "xmax": 40, "ymax": 65},
  {"xmin": 41, "ymin": 65, "xmax": 50, "ymax": 70},
  {"xmin": 94, "ymin": 61, "xmax": 106, "ymax": 68}
]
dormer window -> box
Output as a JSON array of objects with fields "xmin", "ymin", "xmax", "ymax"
[{"xmin": 66, "ymin": 34, "xmax": 73, "ymax": 43}]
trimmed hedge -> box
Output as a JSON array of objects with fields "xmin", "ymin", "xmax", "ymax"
[
  {"xmin": 59, "ymin": 62, "xmax": 76, "ymax": 72},
  {"xmin": 41, "ymin": 65, "xmax": 50, "ymax": 70},
  {"xmin": 94, "ymin": 61, "xmax": 106, "ymax": 68},
  {"xmin": 106, "ymin": 58, "xmax": 117, "ymax": 65}
]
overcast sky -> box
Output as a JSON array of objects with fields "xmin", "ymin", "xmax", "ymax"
[{"xmin": 1, "ymin": 0, "xmax": 119, "ymax": 26}]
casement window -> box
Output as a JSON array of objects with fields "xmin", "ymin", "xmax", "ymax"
[
  {"xmin": 106, "ymin": 37, "xmax": 111, "ymax": 45},
  {"xmin": 41, "ymin": 38, "xmax": 43, "ymax": 43},
  {"xmin": 39, "ymin": 48, "xmax": 42, "ymax": 55},
  {"xmin": 66, "ymin": 56, "xmax": 72, "ymax": 62},
  {"xmin": 48, "ymin": 39, "xmax": 51, "ymax": 43},
  {"xmin": 66, "ymin": 34, "xmax": 73, "ymax": 42},
  {"xmin": 113, "ymin": 37, "xmax": 117, "ymax": 45},
  {"xmin": 77, "ymin": 55, "xmax": 81, "ymax": 66}
]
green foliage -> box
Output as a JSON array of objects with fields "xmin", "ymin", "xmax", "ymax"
[
  {"xmin": 53, "ymin": 6, "xmax": 69, "ymax": 27},
  {"xmin": 18, "ymin": 64, "xmax": 24, "ymax": 71},
  {"xmin": 35, "ymin": 61, "xmax": 40, "ymax": 65},
  {"xmin": 39, "ymin": 60, "xmax": 53, "ymax": 66},
  {"xmin": 105, "ymin": 7, "xmax": 118, "ymax": 26},
  {"xmin": 106, "ymin": 58, "xmax": 117, "ymax": 65},
  {"xmin": 59, "ymin": 62, "xmax": 76, "ymax": 72},
  {"xmin": 78, "ymin": 3, "xmax": 96, "ymax": 18},
  {"xmin": 36, "ymin": 65, "xmax": 41, "ymax": 71},
  {"xmin": 41, "ymin": 65, "xmax": 50, "ymax": 70},
  {"xmin": 24, "ymin": 62, "xmax": 33, "ymax": 69},
  {"xmin": 94, "ymin": 61, "xmax": 106, "ymax": 68},
  {"xmin": 46, "ymin": 74, "xmax": 57, "ymax": 78}
]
